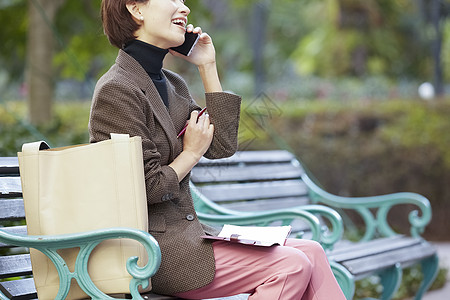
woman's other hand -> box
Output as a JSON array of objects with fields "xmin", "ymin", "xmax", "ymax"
[{"xmin": 182, "ymin": 110, "xmax": 214, "ymax": 162}]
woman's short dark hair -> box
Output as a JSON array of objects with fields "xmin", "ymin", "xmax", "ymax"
[{"xmin": 101, "ymin": 0, "xmax": 149, "ymax": 49}]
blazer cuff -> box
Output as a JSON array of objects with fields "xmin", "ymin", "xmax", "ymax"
[
  {"xmin": 146, "ymin": 165, "xmax": 181, "ymax": 204},
  {"xmin": 204, "ymin": 92, "xmax": 241, "ymax": 158}
]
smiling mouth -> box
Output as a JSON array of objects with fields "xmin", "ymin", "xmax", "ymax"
[{"xmin": 172, "ymin": 18, "xmax": 187, "ymax": 28}]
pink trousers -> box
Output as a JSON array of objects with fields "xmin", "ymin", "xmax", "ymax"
[{"xmin": 176, "ymin": 239, "xmax": 346, "ymax": 300}]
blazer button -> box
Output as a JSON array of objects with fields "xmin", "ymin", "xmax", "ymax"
[{"xmin": 186, "ymin": 214, "xmax": 195, "ymax": 221}]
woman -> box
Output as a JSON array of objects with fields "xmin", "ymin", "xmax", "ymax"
[{"xmin": 90, "ymin": 0, "xmax": 345, "ymax": 299}]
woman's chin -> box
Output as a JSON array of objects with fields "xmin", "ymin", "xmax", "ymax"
[{"xmin": 174, "ymin": 37, "xmax": 186, "ymax": 47}]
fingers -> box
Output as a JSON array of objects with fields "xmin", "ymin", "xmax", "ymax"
[
  {"xmin": 188, "ymin": 111, "xmax": 211, "ymax": 133},
  {"xmin": 189, "ymin": 110, "xmax": 199, "ymax": 124},
  {"xmin": 186, "ymin": 24, "xmax": 202, "ymax": 35},
  {"xmin": 183, "ymin": 110, "xmax": 214, "ymax": 158},
  {"xmin": 207, "ymin": 123, "xmax": 214, "ymax": 135},
  {"xmin": 198, "ymin": 113, "xmax": 210, "ymax": 128}
]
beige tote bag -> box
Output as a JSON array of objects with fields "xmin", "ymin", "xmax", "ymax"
[{"xmin": 18, "ymin": 133, "xmax": 150, "ymax": 299}]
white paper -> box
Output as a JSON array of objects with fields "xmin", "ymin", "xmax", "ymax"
[{"xmin": 217, "ymin": 224, "xmax": 292, "ymax": 246}]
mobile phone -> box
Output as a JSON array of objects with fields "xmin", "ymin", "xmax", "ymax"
[{"xmin": 171, "ymin": 32, "xmax": 200, "ymax": 56}]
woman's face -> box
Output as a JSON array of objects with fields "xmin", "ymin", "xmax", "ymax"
[{"xmin": 135, "ymin": 0, "xmax": 190, "ymax": 49}]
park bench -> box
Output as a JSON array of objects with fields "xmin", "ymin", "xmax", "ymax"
[
  {"xmin": 189, "ymin": 150, "xmax": 439, "ymax": 300},
  {"xmin": 0, "ymin": 156, "xmax": 341, "ymax": 300}
]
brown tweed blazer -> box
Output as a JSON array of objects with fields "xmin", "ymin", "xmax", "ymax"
[{"xmin": 88, "ymin": 50, "xmax": 241, "ymax": 295}]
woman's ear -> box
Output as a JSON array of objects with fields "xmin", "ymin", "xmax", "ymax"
[{"xmin": 126, "ymin": 2, "xmax": 143, "ymax": 21}]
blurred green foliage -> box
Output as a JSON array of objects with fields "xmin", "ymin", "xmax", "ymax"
[
  {"xmin": 354, "ymin": 266, "xmax": 447, "ymax": 299},
  {"xmin": 291, "ymin": 0, "xmax": 432, "ymax": 79},
  {"xmin": 240, "ymin": 96, "xmax": 450, "ymax": 240},
  {"xmin": 0, "ymin": 0, "xmax": 27, "ymax": 81},
  {"xmin": 1, "ymin": 0, "xmax": 449, "ymax": 92},
  {"xmin": 0, "ymin": 101, "xmax": 90, "ymax": 156}
]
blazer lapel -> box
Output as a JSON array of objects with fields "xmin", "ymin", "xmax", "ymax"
[
  {"xmin": 164, "ymin": 71, "xmax": 189, "ymax": 157},
  {"xmin": 116, "ymin": 50, "xmax": 179, "ymax": 160}
]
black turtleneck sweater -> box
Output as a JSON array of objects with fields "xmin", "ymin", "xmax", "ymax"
[{"xmin": 124, "ymin": 40, "xmax": 169, "ymax": 107}]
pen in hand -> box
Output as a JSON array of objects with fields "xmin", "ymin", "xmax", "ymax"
[{"xmin": 177, "ymin": 107, "xmax": 207, "ymax": 138}]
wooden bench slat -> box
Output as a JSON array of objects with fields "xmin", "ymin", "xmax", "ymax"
[
  {"xmin": 0, "ymin": 226, "xmax": 28, "ymax": 235},
  {"xmin": 0, "ymin": 226, "xmax": 27, "ymax": 235},
  {"xmin": 329, "ymin": 236, "xmax": 422, "ymax": 262},
  {"xmin": 198, "ymin": 180, "xmax": 308, "ymax": 202},
  {"xmin": 0, "ymin": 157, "xmax": 19, "ymax": 168},
  {"xmin": 343, "ymin": 242, "xmax": 437, "ymax": 277},
  {"xmin": 332, "ymin": 235, "xmax": 407, "ymax": 252},
  {"xmin": 0, "ymin": 157, "xmax": 20, "ymax": 177},
  {"xmin": 0, "ymin": 226, "xmax": 28, "ymax": 248},
  {"xmin": 0, "ymin": 277, "xmax": 37, "ymax": 300},
  {"xmin": 0, "ymin": 177, "xmax": 22, "ymax": 198},
  {"xmin": 0, "ymin": 199, "xmax": 26, "ymax": 220},
  {"xmin": 221, "ymin": 197, "xmax": 310, "ymax": 212},
  {"xmin": 197, "ymin": 150, "xmax": 295, "ymax": 166},
  {"xmin": 0, "ymin": 254, "xmax": 32, "ymax": 279},
  {"xmin": 191, "ymin": 163, "xmax": 303, "ymax": 183}
]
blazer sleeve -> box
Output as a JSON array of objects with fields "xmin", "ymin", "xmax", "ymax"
[
  {"xmin": 202, "ymin": 92, "xmax": 242, "ymax": 159},
  {"xmin": 89, "ymin": 79, "xmax": 181, "ymax": 205}
]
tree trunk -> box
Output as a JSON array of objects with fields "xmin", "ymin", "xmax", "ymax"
[
  {"xmin": 431, "ymin": 0, "xmax": 444, "ymax": 96},
  {"xmin": 26, "ymin": 0, "xmax": 65, "ymax": 125},
  {"xmin": 251, "ymin": 1, "xmax": 269, "ymax": 96}
]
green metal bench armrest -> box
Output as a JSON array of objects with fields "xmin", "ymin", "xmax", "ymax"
[
  {"xmin": 293, "ymin": 205, "xmax": 343, "ymax": 250},
  {"xmin": 302, "ymin": 173, "xmax": 432, "ymax": 241},
  {"xmin": 0, "ymin": 228, "xmax": 161, "ymax": 300},
  {"xmin": 191, "ymin": 182, "xmax": 343, "ymax": 250}
]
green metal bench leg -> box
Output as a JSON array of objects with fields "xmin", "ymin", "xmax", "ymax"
[
  {"xmin": 379, "ymin": 263, "xmax": 402, "ymax": 300},
  {"xmin": 414, "ymin": 254, "xmax": 439, "ymax": 300},
  {"xmin": 330, "ymin": 261, "xmax": 355, "ymax": 300}
]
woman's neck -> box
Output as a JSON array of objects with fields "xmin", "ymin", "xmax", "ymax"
[{"xmin": 123, "ymin": 39, "xmax": 169, "ymax": 76}]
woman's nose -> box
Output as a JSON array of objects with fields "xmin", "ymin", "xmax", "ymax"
[{"xmin": 179, "ymin": 1, "xmax": 190, "ymax": 16}]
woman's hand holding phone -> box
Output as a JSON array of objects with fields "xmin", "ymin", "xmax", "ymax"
[
  {"xmin": 169, "ymin": 24, "xmax": 216, "ymax": 68},
  {"xmin": 170, "ymin": 24, "xmax": 223, "ymax": 92},
  {"xmin": 170, "ymin": 31, "xmax": 199, "ymax": 56}
]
